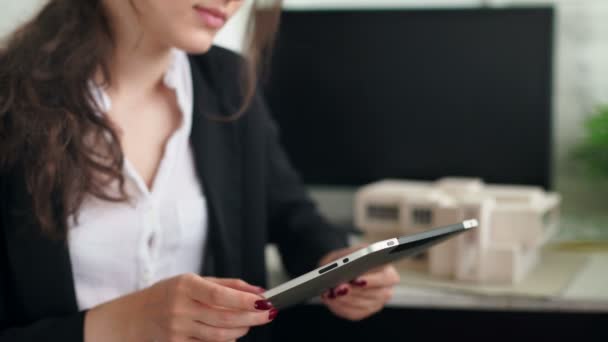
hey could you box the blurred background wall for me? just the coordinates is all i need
[1,0,607,221]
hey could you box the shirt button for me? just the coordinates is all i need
[148,234,156,248]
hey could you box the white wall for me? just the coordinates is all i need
[0,0,45,38]
[1,0,607,212]
[549,1,608,205]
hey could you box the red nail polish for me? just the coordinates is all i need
[269,308,279,320]
[254,300,273,310]
[337,287,349,297]
[350,279,367,287]
[328,288,337,299]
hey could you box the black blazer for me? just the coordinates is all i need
[0,46,348,341]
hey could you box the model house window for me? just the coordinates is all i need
[367,205,399,222]
[412,208,433,225]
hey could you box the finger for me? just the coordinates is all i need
[325,300,374,322]
[349,278,368,287]
[186,277,270,312]
[322,293,381,320]
[191,301,275,329]
[355,266,400,289]
[328,293,384,313]
[206,278,265,295]
[323,289,366,309]
[321,283,350,300]
[191,321,250,342]
[347,287,394,303]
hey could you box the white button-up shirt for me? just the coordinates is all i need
[68,50,208,310]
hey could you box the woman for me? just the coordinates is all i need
[0,0,400,341]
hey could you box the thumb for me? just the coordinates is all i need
[206,277,266,295]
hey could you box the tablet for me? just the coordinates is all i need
[263,219,478,309]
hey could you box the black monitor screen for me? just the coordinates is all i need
[264,8,554,189]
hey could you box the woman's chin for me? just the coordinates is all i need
[174,32,217,54]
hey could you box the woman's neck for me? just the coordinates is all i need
[99,1,173,102]
[105,35,173,101]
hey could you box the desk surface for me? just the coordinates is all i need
[264,186,608,313]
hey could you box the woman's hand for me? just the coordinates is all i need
[318,246,400,321]
[85,273,277,342]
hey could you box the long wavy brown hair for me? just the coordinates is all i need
[0,0,282,240]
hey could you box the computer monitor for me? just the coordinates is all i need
[264,8,555,189]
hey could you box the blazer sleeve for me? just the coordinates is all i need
[0,176,87,341]
[0,312,86,342]
[257,93,349,277]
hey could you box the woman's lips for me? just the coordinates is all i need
[194,6,227,29]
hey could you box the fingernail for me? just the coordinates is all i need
[350,279,367,287]
[269,308,279,320]
[336,287,349,297]
[328,288,337,299]
[254,300,273,310]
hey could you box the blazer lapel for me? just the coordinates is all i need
[188,54,243,279]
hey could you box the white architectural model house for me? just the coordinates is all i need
[355,178,561,284]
